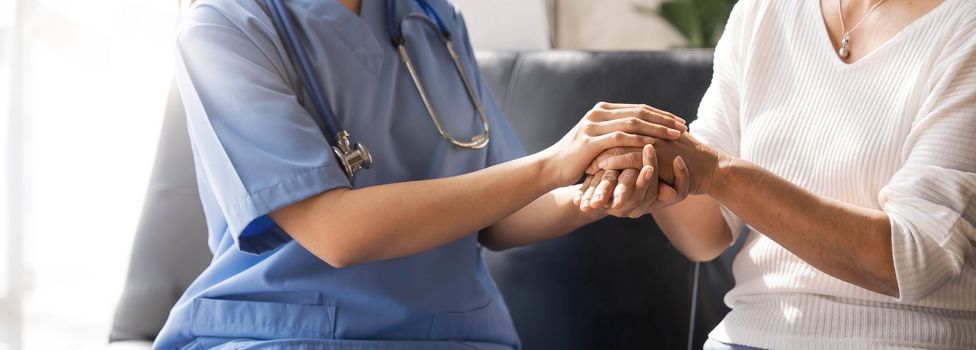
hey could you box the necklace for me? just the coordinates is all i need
[836,0,889,59]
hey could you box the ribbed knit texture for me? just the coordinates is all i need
[689,1,976,349]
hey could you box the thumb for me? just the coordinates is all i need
[657,184,678,202]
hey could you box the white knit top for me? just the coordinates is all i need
[689,1,976,349]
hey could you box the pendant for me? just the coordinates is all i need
[838,32,851,59]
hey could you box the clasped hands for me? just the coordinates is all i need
[548,102,722,219]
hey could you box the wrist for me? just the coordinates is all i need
[532,148,569,190]
[703,153,738,198]
[528,150,564,191]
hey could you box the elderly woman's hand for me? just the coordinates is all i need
[573,145,691,218]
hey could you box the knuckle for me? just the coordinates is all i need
[584,110,598,121]
[637,108,652,119]
[581,123,596,134]
[653,124,669,134]
[595,101,610,110]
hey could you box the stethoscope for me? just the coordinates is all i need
[265,0,492,181]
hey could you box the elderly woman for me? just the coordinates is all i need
[578,0,976,349]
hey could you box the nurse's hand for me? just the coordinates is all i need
[574,145,691,218]
[541,102,686,188]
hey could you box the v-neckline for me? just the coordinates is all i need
[288,0,389,75]
[815,0,950,68]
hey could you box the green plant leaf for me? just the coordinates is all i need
[645,0,737,48]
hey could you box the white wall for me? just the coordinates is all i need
[0,0,24,349]
[1,1,179,349]
[452,0,552,50]
[554,0,684,50]
[454,0,685,51]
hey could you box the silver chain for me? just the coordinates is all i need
[838,0,889,36]
[836,0,889,58]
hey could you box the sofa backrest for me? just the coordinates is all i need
[477,51,733,350]
[110,50,734,349]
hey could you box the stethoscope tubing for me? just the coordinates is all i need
[266,0,492,166]
[266,0,344,145]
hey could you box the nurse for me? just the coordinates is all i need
[156,0,686,349]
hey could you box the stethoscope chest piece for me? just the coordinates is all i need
[333,130,372,182]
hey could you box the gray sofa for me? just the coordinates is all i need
[110,50,736,350]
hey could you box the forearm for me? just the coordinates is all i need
[272,154,557,267]
[481,186,606,251]
[271,103,686,268]
[651,194,732,261]
[709,158,897,296]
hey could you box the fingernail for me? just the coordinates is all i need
[667,129,681,138]
[677,116,687,123]
[643,137,655,144]
[644,168,654,181]
[598,160,608,168]
[676,156,686,171]
[581,198,589,207]
[613,194,621,205]
[592,194,603,202]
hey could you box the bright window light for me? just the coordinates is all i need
[9,0,179,348]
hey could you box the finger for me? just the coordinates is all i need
[611,168,639,209]
[645,144,659,178]
[596,105,686,129]
[656,183,679,203]
[641,104,687,124]
[592,101,639,110]
[592,132,657,151]
[579,173,600,212]
[593,103,687,125]
[644,143,661,202]
[585,147,642,174]
[672,156,691,201]
[628,165,653,209]
[628,145,657,209]
[649,171,688,210]
[574,175,594,206]
[588,104,684,126]
[589,114,684,139]
[590,170,619,209]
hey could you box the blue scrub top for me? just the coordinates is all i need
[156,0,526,349]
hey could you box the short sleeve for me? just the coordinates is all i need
[690,2,751,242]
[176,5,350,255]
[878,27,976,302]
[450,5,526,166]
